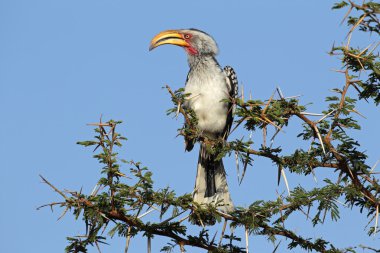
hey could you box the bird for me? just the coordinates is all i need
[149,29,238,212]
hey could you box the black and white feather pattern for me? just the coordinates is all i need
[222,66,238,139]
[151,28,237,213]
[192,64,238,212]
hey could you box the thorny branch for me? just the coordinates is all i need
[40,2,380,253]
[40,173,343,253]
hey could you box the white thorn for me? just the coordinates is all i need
[281,168,291,196]
[316,109,337,123]
[276,86,284,99]
[300,112,325,116]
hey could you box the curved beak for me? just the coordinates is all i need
[149,30,190,51]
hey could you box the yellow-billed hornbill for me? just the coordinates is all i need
[150,29,237,212]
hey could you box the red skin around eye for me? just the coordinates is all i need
[183,34,198,55]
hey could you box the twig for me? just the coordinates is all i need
[138,205,160,219]
[39,175,69,201]
[270,128,281,148]
[138,208,157,219]
[241,84,245,102]
[158,210,187,225]
[210,231,217,246]
[281,167,291,196]
[310,166,318,184]
[57,207,69,221]
[147,236,151,253]
[124,226,132,253]
[276,86,285,99]
[341,6,354,25]
[370,159,380,173]
[180,243,185,253]
[166,85,192,126]
[300,112,324,116]
[367,41,380,56]
[263,126,267,148]
[347,13,367,36]
[178,214,190,223]
[245,226,249,253]
[359,245,380,252]
[374,205,379,237]
[283,95,302,99]
[235,151,240,183]
[95,241,102,253]
[176,102,180,118]
[36,201,65,211]
[316,109,337,123]
[349,108,366,119]
[359,42,373,56]
[240,153,250,185]
[272,241,281,253]
[91,183,101,196]
[219,219,228,246]
[314,125,326,155]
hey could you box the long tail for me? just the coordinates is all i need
[193,143,234,212]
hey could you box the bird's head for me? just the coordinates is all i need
[149,29,218,56]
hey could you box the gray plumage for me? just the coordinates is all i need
[150,28,238,212]
[181,29,237,212]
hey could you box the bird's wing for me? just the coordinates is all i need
[222,66,238,140]
[184,71,195,151]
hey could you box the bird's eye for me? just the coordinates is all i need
[184,34,191,39]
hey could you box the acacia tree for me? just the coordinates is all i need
[39,2,380,252]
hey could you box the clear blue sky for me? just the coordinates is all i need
[1,0,379,252]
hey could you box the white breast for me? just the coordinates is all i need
[184,62,229,138]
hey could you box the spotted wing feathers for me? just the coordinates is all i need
[222,66,238,139]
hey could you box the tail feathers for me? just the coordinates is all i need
[203,147,217,197]
[193,143,234,213]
